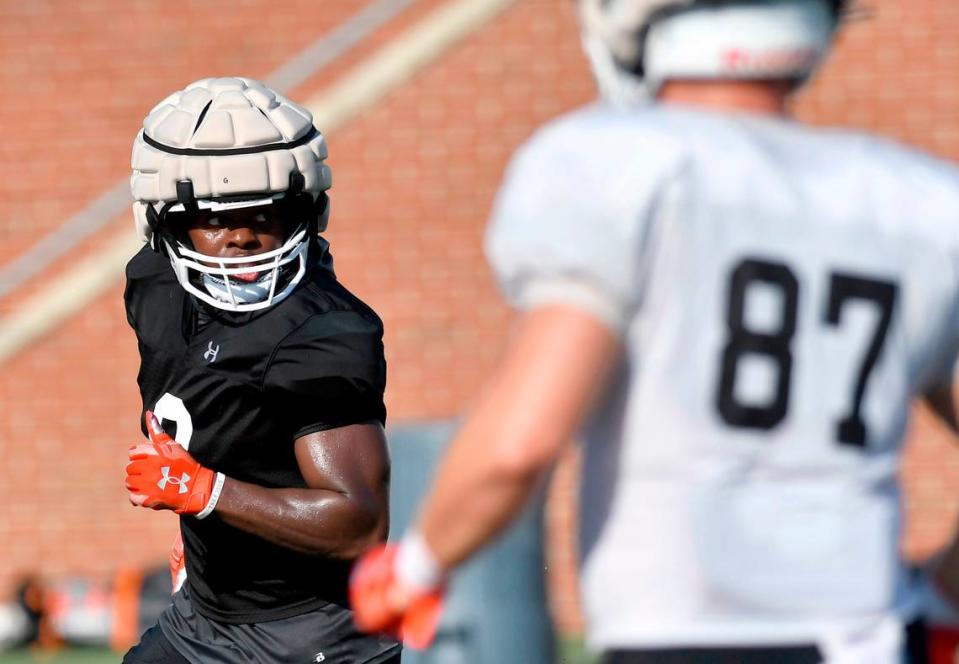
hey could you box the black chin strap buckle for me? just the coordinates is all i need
[145,204,162,252]
[288,172,305,196]
[176,180,198,214]
[147,181,195,255]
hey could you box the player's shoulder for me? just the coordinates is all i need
[266,265,384,358]
[854,131,959,195]
[125,242,168,278]
[287,266,383,332]
[762,116,959,194]
[125,243,175,290]
[512,103,688,177]
[263,266,386,392]
[496,104,692,229]
[487,106,686,324]
[124,244,179,332]
[831,129,959,241]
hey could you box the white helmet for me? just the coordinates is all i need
[576,0,848,106]
[130,77,332,312]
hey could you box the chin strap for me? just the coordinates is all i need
[145,182,200,254]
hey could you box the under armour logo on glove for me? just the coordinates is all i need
[157,466,191,494]
[125,411,223,517]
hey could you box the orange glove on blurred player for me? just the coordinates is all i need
[125,411,224,518]
[350,536,445,649]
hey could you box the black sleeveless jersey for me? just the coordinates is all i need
[124,245,387,624]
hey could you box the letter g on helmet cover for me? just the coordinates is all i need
[130,77,332,312]
[575,0,849,106]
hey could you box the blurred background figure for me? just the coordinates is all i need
[349,1,959,662]
[0,569,174,655]
[0,1,958,663]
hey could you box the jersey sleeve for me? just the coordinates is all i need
[929,292,959,394]
[950,336,959,388]
[485,113,673,335]
[265,310,387,439]
[916,166,959,396]
[123,244,168,333]
[946,236,959,388]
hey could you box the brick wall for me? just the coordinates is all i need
[0,0,957,641]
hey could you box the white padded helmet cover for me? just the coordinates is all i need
[130,77,332,242]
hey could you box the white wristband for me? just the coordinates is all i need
[195,472,226,520]
[395,530,445,592]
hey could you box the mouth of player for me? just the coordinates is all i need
[232,271,263,283]
[205,254,275,283]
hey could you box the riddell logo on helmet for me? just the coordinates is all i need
[720,47,819,73]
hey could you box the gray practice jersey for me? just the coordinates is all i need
[487,105,959,658]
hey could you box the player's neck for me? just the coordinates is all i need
[657,80,791,117]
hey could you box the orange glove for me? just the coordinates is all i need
[125,411,223,517]
[350,542,445,650]
[170,531,186,593]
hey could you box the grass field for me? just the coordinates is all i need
[557,638,599,664]
[0,647,115,663]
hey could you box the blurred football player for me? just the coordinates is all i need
[350,1,959,662]
[122,77,400,664]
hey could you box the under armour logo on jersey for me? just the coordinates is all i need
[157,466,191,494]
[203,341,220,363]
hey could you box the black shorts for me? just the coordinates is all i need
[602,644,822,664]
[601,620,929,664]
[123,583,401,664]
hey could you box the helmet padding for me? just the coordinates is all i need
[130,77,332,312]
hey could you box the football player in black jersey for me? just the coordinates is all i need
[121,77,400,664]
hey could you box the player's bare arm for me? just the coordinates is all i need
[417,304,621,567]
[126,417,391,558]
[214,422,390,558]
[350,304,621,645]
[925,377,959,607]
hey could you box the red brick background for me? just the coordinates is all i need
[0,0,957,641]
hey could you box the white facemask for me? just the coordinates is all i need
[164,224,311,313]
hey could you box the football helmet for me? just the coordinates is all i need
[130,77,332,312]
[575,0,848,105]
